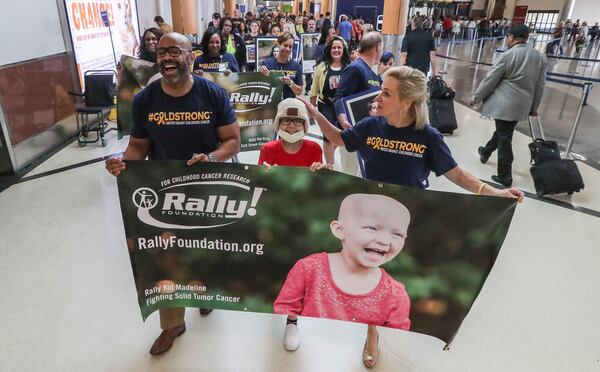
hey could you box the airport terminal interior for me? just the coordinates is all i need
[1,0,599,371]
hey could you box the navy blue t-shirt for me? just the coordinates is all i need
[261,57,303,99]
[131,75,237,160]
[340,116,457,188]
[193,53,240,72]
[334,58,381,116]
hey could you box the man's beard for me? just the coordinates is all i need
[160,61,189,84]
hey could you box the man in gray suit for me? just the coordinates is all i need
[472,24,546,186]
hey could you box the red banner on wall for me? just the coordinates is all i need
[513,6,528,25]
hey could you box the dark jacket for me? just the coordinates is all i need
[223,32,247,69]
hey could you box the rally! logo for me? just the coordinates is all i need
[132,180,265,229]
[229,84,277,113]
[132,188,159,209]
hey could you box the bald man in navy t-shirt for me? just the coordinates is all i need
[105,33,240,357]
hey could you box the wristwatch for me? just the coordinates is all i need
[206,153,217,162]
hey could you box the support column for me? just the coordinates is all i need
[381,0,409,60]
[198,0,219,36]
[156,0,163,19]
[224,0,235,17]
[331,0,337,20]
[321,0,329,16]
[302,0,309,14]
[171,0,198,34]
[561,0,576,21]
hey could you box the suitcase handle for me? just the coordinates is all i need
[528,116,546,141]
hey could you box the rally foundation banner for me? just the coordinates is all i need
[116,55,159,137]
[117,161,516,344]
[202,72,283,151]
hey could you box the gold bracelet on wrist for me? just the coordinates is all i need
[477,183,487,195]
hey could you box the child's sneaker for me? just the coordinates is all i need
[283,323,300,351]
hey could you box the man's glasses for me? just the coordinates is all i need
[156,46,191,57]
[280,118,305,127]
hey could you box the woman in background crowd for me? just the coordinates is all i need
[244,20,262,43]
[310,36,352,168]
[261,17,272,35]
[193,29,239,74]
[279,16,288,32]
[259,33,303,99]
[220,16,247,70]
[236,21,248,37]
[284,21,298,38]
[138,27,164,63]
[270,25,281,37]
[243,20,262,72]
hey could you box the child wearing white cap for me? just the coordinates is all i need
[258,98,326,352]
[258,98,325,170]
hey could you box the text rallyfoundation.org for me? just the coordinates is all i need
[137,236,264,255]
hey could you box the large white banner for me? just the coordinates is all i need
[64,0,140,87]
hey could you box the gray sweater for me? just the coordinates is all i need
[474,43,547,122]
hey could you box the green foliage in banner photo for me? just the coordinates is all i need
[116,161,516,343]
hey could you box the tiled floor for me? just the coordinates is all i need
[1,76,599,371]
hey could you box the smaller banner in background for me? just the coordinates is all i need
[342,88,381,126]
[255,37,279,67]
[301,33,320,73]
[202,72,283,151]
[245,44,256,64]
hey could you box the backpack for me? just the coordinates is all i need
[427,76,455,100]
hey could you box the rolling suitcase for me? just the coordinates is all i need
[530,159,584,197]
[428,98,458,135]
[527,116,584,197]
[427,76,457,135]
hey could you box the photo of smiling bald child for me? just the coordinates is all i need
[274,193,411,351]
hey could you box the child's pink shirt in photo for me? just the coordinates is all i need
[274,252,411,330]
